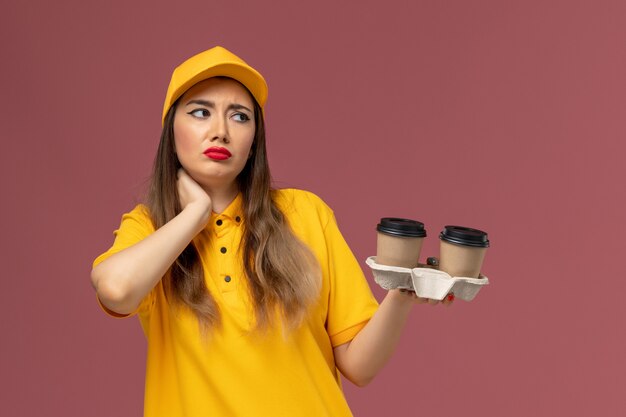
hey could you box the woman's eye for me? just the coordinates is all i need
[232,113,250,122]
[188,109,210,118]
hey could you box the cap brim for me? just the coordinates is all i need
[162,61,267,124]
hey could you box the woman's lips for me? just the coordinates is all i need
[204,147,232,161]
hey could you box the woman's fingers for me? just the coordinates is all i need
[415,296,430,304]
[176,169,212,211]
[398,290,455,306]
[441,293,455,306]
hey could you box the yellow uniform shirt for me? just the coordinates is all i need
[94,189,379,416]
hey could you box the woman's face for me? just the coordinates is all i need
[173,77,256,190]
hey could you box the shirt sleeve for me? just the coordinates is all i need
[92,205,157,318]
[322,210,379,347]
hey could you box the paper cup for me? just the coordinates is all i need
[376,218,427,268]
[438,225,489,278]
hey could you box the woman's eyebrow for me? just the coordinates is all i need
[228,103,252,113]
[185,99,214,107]
[184,100,252,113]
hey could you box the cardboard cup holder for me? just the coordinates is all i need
[365,256,489,301]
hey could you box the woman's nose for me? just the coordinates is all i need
[210,116,229,143]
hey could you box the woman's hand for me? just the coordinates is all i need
[177,168,212,213]
[91,170,214,316]
[396,289,455,306]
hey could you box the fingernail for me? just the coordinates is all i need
[447,294,455,302]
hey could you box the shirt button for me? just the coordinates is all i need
[220,247,227,254]
[224,276,231,283]
[216,219,223,226]
[235,216,241,223]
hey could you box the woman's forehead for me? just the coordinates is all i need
[180,77,254,105]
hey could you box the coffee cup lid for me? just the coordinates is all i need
[377,218,427,238]
[439,225,490,248]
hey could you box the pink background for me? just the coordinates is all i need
[2,0,624,415]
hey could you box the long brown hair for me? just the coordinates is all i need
[147,79,320,332]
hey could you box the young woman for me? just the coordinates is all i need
[91,46,452,417]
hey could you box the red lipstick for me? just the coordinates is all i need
[204,147,232,161]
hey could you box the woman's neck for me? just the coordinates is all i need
[203,182,239,214]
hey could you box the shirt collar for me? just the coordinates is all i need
[210,192,244,224]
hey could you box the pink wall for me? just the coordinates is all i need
[2,0,624,415]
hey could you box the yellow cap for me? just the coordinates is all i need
[162,46,268,124]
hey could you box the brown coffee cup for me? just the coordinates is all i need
[438,225,489,278]
[376,218,427,268]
